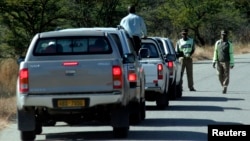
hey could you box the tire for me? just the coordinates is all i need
[169,80,177,100]
[140,100,146,120]
[156,90,168,110]
[129,99,146,124]
[35,123,42,134]
[140,79,146,120]
[113,127,129,138]
[176,82,183,98]
[129,102,141,125]
[21,131,35,141]
[165,90,170,107]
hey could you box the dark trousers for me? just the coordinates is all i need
[133,36,141,55]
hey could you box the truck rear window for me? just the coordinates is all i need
[33,37,112,55]
[141,43,159,58]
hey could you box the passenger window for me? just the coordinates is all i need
[110,34,123,57]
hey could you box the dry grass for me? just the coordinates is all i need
[193,43,250,61]
[0,58,18,130]
[0,43,250,131]
[193,46,214,61]
[0,97,16,130]
[0,58,18,98]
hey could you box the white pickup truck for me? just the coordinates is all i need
[151,37,182,99]
[16,28,144,140]
[139,38,170,109]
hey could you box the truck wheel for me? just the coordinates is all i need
[21,131,35,141]
[169,80,177,100]
[110,106,129,138]
[140,100,146,120]
[129,112,141,125]
[113,127,129,138]
[129,102,141,125]
[176,82,183,98]
[35,122,42,134]
[156,93,168,110]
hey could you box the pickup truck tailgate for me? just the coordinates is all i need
[140,61,159,83]
[27,59,116,93]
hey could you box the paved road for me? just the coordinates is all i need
[1,53,250,141]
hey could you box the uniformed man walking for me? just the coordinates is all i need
[212,30,234,94]
[176,28,196,91]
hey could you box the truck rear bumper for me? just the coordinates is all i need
[145,87,162,93]
[144,82,164,93]
[17,93,123,109]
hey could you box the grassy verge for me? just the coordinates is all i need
[193,43,250,61]
[0,58,18,130]
[0,43,249,131]
[0,97,16,130]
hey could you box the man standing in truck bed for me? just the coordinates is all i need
[120,5,147,54]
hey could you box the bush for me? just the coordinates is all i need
[0,58,18,97]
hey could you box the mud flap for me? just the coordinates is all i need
[17,109,35,131]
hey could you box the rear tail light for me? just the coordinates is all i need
[112,66,122,89]
[167,61,174,75]
[19,68,29,93]
[128,71,137,88]
[63,61,79,66]
[167,61,173,68]
[128,72,137,82]
[157,64,163,79]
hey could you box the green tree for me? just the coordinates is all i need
[0,0,249,58]
[162,0,245,46]
[233,0,250,43]
[0,0,69,56]
[67,0,122,27]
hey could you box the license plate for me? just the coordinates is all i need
[57,99,85,107]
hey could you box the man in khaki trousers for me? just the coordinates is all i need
[212,30,234,94]
[176,29,196,91]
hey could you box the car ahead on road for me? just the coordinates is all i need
[138,38,170,109]
[16,28,143,140]
[150,37,182,100]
